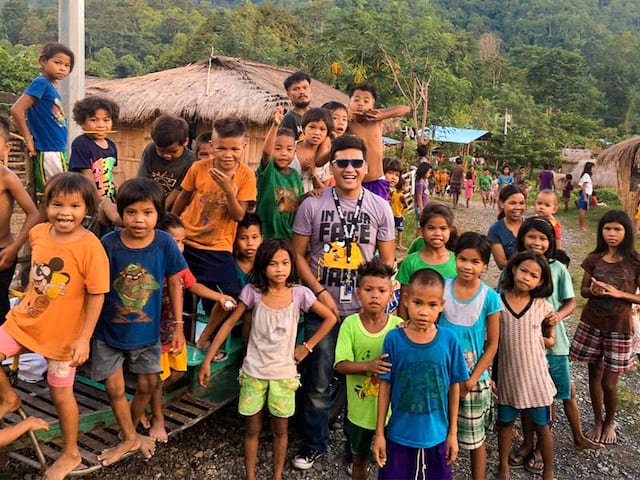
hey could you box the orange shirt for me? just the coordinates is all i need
[180,160,257,252]
[4,224,110,361]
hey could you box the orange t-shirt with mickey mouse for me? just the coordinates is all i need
[3,223,110,361]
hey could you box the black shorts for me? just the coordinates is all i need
[449,183,462,195]
[0,250,17,325]
[183,245,240,314]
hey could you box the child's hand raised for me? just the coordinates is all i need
[364,109,383,122]
[272,106,284,125]
[367,354,391,375]
[208,168,238,196]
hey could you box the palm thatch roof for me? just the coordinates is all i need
[596,136,640,216]
[85,56,348,126]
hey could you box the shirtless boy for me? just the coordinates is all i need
[346,82,410,200]
[0,116,39,323]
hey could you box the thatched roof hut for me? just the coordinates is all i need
[596,136,640,217]
[85,56,349,180]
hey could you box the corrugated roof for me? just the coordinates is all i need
[423,126,491,144]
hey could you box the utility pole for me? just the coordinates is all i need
[58,0,84,152]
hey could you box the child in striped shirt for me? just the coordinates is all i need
[496,251,556,480]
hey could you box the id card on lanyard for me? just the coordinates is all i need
[331,187,364,303]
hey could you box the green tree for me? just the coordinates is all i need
[85,47,117,77]
[1,0,29,44]
[0,44,39,93]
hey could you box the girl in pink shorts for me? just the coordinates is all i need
[0,173,109,479]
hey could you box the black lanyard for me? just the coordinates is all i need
[331,187,364,265]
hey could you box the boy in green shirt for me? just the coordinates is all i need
[334,258,403,480]
[258,107,304,239]
[479,168,492,208]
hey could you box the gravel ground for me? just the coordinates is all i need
[4,196,640,479]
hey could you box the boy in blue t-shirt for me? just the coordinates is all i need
[373,268,468,480]
[334,258,403,479]
[92,178,187,467]
[439,232,502,480]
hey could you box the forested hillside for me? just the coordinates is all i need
[1,0,638,166]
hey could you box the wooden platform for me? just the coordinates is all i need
[3,357,240,477]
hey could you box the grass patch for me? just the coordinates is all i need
[618,384,640,435]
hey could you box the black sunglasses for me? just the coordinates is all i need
[333,158,365,169]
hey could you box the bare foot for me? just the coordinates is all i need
[575,434,603,450]
[599,422,617,445]
[511,428,523,443]
[138,434,156,458]
[139,415,151,429]
[585,424,602,443]
[44,451,82,480]
[0,388,21,419]
[496,469,511,480]
[98,435,140,466]
[149,416,168,443]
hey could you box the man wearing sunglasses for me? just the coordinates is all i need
[291,135,395,471]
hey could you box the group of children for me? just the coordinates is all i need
[0,41,638,480]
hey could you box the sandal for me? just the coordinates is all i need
[212,350,228,363]
[524,450,544,475]
[508,447,529,468]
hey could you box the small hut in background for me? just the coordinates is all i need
[85,56,349,183]
[596,136,640,218]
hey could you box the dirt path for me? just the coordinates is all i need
[4,197,640,480]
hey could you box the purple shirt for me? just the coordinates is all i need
[293,188,394,317]
[538,170,554,190]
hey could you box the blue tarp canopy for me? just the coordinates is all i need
[423,126,491,144]
[382,136,401,146]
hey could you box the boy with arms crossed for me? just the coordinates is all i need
[373,268,468,480]
[346,81,410,200]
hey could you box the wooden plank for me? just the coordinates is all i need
[72,381,112,405]
[167,399,207,417]
[77,433,108,454]
[14,390,58,420]
[161,407,192,425]
[86,428,120,446]
[73,390,110,411]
